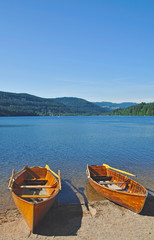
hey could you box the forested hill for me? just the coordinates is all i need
[1,91,154,116]
[0,91,105,116]
[53,97,104,115]
[112,102,154,116]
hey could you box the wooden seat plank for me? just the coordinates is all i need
[16,185,55,189]
[23,179,48,185]
[19,194,51,198]
[99,181,126,185]
[92,176,112,181]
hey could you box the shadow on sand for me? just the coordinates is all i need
[34,179,87,236]
[140,190,154,217]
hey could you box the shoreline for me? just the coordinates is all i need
[1,180,154,239]
[1,196,154,240]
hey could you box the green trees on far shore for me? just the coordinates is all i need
[112,102,154,116]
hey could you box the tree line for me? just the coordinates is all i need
[112,102,154,116]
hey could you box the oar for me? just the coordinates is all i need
[103,164,136,177]
[45,165,61,190]
[45,165,59,179]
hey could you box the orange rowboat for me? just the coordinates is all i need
[8,165,61,232]
[86,164,147,213]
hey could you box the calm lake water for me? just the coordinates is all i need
[0,116,154,209]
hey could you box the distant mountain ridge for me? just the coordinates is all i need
[93,101,137,111]
[0,91,153,116]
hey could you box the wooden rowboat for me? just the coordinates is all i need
[86,164,147,213]
[8,165,61,232]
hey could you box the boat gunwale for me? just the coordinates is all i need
[87,165,148,198]
[11,166,60,205]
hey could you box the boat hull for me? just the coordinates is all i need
[9,166,61,232]
[12,191,56,231]
[87,165,147,213]
[88,177,146,213]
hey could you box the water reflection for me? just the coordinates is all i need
[86,181,106,202]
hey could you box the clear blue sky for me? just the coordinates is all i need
[0,0,154,103]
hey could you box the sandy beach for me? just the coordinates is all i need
[1,193,154,240]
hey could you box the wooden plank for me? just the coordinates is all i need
[16,185,54,189]
[20,194,51,198]
[23,179,48,185]
[99,181,126,185]
[92,176,112,181]
[26,168,39,179]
